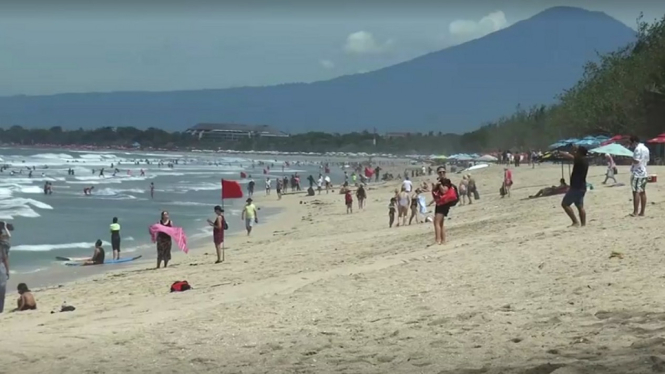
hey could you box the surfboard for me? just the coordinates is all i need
[459,163,490,173]
[55,256,90,262]
[64,255,143,266]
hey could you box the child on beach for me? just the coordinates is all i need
[388,197,396,227]
[345,189,353,214]
[15,283,36,311]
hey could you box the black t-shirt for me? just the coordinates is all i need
[570,156,589,190]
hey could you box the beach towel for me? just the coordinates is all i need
[418,196,427,214]
[149,224,189,254]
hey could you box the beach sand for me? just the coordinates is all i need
[3,163,665,374]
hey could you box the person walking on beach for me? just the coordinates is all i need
[602,154,617,185]
[629,135,650,217]
[345,188,353,214]
[241,198,258,236]
[0,221,13,313]
[265,177,271,195]
[356,184,367,210]
[110,217,121,260]
[430,167,458,244]
[248,178,255,198]
[558,146,589,227]
[156,211,172,268]
[502,168,513,198]
[207,205,226,263]
[409,189,421,225]
[276,178,283,200]
[396,187,410,227]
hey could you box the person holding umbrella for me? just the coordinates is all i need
[557,146,589,227]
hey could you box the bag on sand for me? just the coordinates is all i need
[170,280,192,292]
[473,189,480,200]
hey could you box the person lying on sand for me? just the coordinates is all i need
[14,283,36,311]
[529,178,569,199]
[83,239,105,266]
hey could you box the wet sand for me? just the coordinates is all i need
[2,163,665,374]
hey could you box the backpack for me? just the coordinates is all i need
[170,280,192,292]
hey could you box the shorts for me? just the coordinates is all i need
[562,188,586,207]
[435,204,450,217]
[245,218,254,230]
[631,176,648,193]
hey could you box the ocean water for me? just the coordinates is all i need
[0,148,329,276]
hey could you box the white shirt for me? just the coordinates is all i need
[631,143,650,178]
[265,179,272,188]
[402,179,413,192]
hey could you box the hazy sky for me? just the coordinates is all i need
[1,0,664,96]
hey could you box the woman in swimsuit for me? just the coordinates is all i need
[408,189,421,225]
[156,211,172,269]
[396,187,410,227]
[207,206,225,264]
[458,176,469,205]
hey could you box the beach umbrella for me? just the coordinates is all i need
[647,135,665,144]
[589,143,634,157]
[601,134,627,146]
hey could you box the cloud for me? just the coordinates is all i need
[448,11,508,40]
[319,59,335,69]
[343,31,393,55]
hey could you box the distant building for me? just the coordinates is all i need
[385,132,411,138]
[185,123,289,142]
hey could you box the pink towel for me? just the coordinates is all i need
[149,224,190,254]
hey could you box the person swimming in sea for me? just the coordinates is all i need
[110,217,121,260]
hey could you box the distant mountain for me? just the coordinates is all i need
[0,6,637,134]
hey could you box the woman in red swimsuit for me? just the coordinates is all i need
[207,205,226,264]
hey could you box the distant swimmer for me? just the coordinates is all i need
[110,217,121,260]
[150,182,155,199]
[140,169,145,177]
[83,186,94,195]
[99,168,105,178]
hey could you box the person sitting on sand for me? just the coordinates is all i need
[83,239,105,266]
[529,178,569,199]
[14,283,36,311]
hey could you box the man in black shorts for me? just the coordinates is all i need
[558,146,589,227]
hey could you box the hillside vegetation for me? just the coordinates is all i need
[1,14,662,154]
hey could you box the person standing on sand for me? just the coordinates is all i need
[110,217,121,260]
[356,184,367,210]
[629,135,650,217]
[207,205,226,264]
[156,211,172,268]
[396,187,410,227]
[502,168,513,198]
[0,221,13,313]
[558,146,589,227]
[430,168,453,245]
[241,198,258,236]
[602,154,617,185]
[248,178,255,198]
[345,188,353,214]
[409,189,421,225]
[265,177,271,195]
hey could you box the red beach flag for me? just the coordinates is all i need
[221,179,244,200]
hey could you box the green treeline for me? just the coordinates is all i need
[1,14,663,154]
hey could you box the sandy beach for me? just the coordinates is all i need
[3,162,665,374]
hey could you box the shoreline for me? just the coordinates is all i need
[6,203,284,292]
